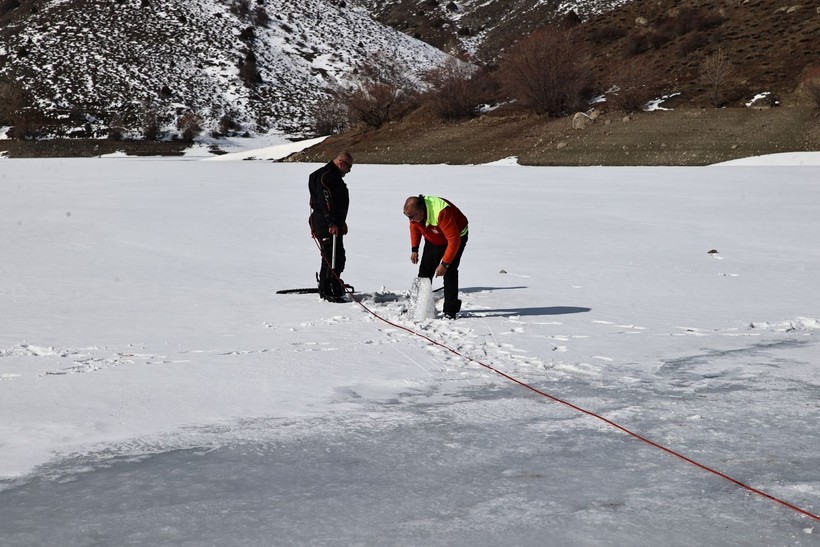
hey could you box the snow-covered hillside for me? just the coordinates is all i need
[0,0,451,137]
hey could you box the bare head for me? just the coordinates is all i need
[333,151,354,176]
[403,195,425,222]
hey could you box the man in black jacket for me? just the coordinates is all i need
[308,151,353,302]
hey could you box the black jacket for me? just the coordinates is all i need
[308,161,349,237]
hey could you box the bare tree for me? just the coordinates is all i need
[422,57,495,121]
[498,27,593,117]
[138,101,169,141]
[106,112,126,141]
[311,91,351,135]
[341,53,419,129]
[176,111,203,142]
[6,108,42,140]
[218,110,243,136]
[0,80,27,126]
[702,47,735,107]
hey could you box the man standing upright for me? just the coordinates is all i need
[309,151,353,302]
[403,194,468,319]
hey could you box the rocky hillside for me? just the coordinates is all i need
[579,0,820,109]
[354,0,632,61]
[361,0,819,108]
[290,0,820,166]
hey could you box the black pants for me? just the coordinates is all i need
[318,234,345,298]
[418,234,467,313]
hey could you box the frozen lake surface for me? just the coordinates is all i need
[1,157,818,545]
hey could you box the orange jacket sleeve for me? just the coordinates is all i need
[409,222,423,250]
[437,207,463,264]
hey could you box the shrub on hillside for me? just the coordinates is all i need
[588,25,626,45]
[497,27,593,118]
[218,112,243,136]
[6,109,41,140]
[139,102,169,141]
[239,26,255,43]
[422,57,495,121]
[0,80,27,125]
[252,6,270,27]
[655,8,725,39]
[107,113,126,141]
[311,92,351,135]
[229,0,251,19]
[799,66,820,112]
[340,53,420,129]
[176,111,203,142]
[679,32,708,56]
[239,51,262,86]
[625,9,726,58]
[806,80,820,109]
[624,32,651,57]
[608,60,663,113]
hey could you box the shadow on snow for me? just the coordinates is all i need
[469,306,591,318]
[461,286,528,293]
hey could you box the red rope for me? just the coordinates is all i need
[344,290,820,522]
[307,198,816,521]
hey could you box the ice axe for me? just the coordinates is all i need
[331,233,337,270]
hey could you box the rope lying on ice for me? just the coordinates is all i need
[341,285,819,523]
[304,225,816,521]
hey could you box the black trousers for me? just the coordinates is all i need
[318,234,345,298]
[418,234,467,309]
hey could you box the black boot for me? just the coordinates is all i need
[320,271,347,303]
[443,299,462,319]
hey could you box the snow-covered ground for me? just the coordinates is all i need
[1,153,818,545]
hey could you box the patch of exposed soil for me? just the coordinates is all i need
[0,139,189,158]
[2,106,817,165]
[290,105,820,166]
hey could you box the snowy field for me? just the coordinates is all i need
[1,154,819,545]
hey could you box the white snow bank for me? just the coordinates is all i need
[203,135,328,161]
[483,156,520,166]
[713,151,820,166]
